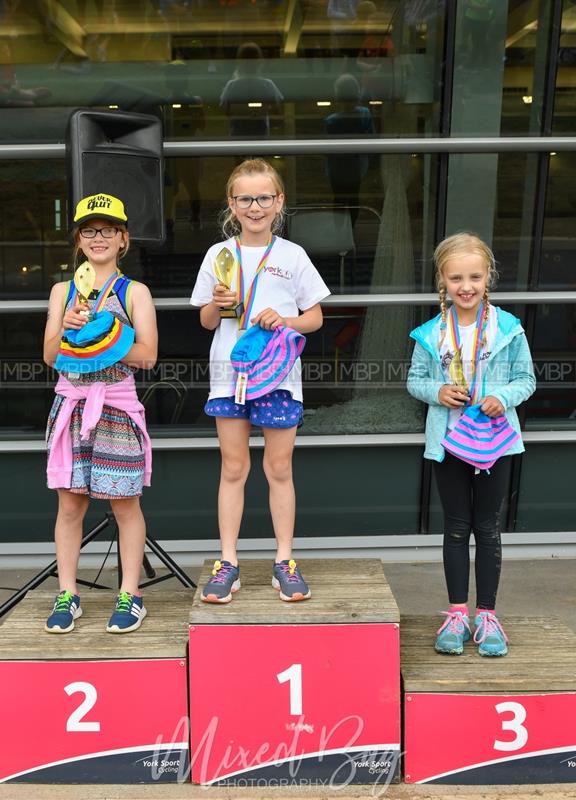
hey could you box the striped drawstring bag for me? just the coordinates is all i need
[441,404,520,471]
[230,324,306,405]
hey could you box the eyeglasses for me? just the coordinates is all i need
[232,194,277,209]
[79,226,120,239]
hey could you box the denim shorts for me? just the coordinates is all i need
[205,389,303,429]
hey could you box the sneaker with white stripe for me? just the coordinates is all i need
[45,590,82,633]
[106,591,147,633]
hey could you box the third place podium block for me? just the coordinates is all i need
[402,615,576,784]
[0,590,193,784]
[189,558,400,787]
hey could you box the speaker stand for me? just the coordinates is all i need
[0,513,196,619]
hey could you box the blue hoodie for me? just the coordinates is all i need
[407,306,536,462]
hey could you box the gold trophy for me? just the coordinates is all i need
[449,347,468,394]
[74,262,96,319]
[214,247,243,319]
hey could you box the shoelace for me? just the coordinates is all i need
[210,560,235,585]
[54,590,74,612]
[473,612,508,645]
[115,591,133,614]
[278,559,302,584]
[436,610,470,636]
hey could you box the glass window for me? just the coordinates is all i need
[0,304,428,436]
[524,302,576,431]
[0,1,445,142]
[515,443,576,531]
[538,151,576,290]
[0,153,438,298]
[553,1,576,135]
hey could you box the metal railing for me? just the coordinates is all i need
[1,136,576,159]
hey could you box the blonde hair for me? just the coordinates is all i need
[72,224,130,271]
[220,158,285,239]
[434,232,498,349]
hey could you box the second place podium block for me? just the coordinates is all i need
[189,558,400,786]
[0,591,193,784]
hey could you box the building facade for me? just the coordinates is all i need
[0,0,575,561]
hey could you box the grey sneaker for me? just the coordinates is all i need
[201,560,240,603]
[272,559,311,602]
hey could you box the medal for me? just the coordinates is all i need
[447,304,485,404]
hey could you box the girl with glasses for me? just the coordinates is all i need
[190,159,330,604]
[42,194,157,635]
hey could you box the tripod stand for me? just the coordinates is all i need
[0,512,196,619]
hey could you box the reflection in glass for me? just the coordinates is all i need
[0,306,428,435]
[0,0,444,140]
[539,152,576,290]
[524,303,576,430]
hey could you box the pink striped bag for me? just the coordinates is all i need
[441,404,520,471]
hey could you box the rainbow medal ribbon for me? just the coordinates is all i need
[233,235,276,402]
[234,234,276,336]
[63,270,120,378]
[447,303,485,405]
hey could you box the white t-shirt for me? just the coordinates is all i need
[190,236,331,402]
[440,309,497,430]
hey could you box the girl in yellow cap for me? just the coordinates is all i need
[43,194,158,635]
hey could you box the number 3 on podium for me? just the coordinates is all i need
[494,701,528,752]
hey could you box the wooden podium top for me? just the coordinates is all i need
[189,558,400,625]
[401,615,576,693]
[0,590,194,660]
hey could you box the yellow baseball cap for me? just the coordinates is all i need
[73,194,128,226]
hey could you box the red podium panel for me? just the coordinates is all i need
[189,622,400,786]
[0,591,193,784]
[402,615,576,785]
[0,659,189,783]
[405,692,576,784]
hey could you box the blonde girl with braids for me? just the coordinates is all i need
[190,159,330,604]
[407,232,535,658]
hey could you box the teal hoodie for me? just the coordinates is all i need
[407,306,536,462]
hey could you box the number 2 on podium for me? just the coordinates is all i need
[65,681,101,732]
[277,664,303,716]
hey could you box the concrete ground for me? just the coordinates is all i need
[0,557,574,800]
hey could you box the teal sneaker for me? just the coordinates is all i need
[435,610,471,655]
[106,592,147,633]
[473,611,508,656]
[45,590,82,633]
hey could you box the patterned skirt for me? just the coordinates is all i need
[46,393,146,500]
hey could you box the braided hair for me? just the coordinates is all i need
[433,232,498,351]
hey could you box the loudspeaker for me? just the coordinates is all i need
[67,109,165,241]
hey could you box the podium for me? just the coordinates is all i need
[402,615,576,784]
[0,591,193,783]
[188,558,401,787]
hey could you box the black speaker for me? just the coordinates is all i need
[67,109,165,241]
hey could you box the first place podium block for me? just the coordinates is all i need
[0,590,193,784]
[189,558,400,787]
[403,615,576,785]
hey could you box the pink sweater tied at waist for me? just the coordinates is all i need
[47,374,152,490]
